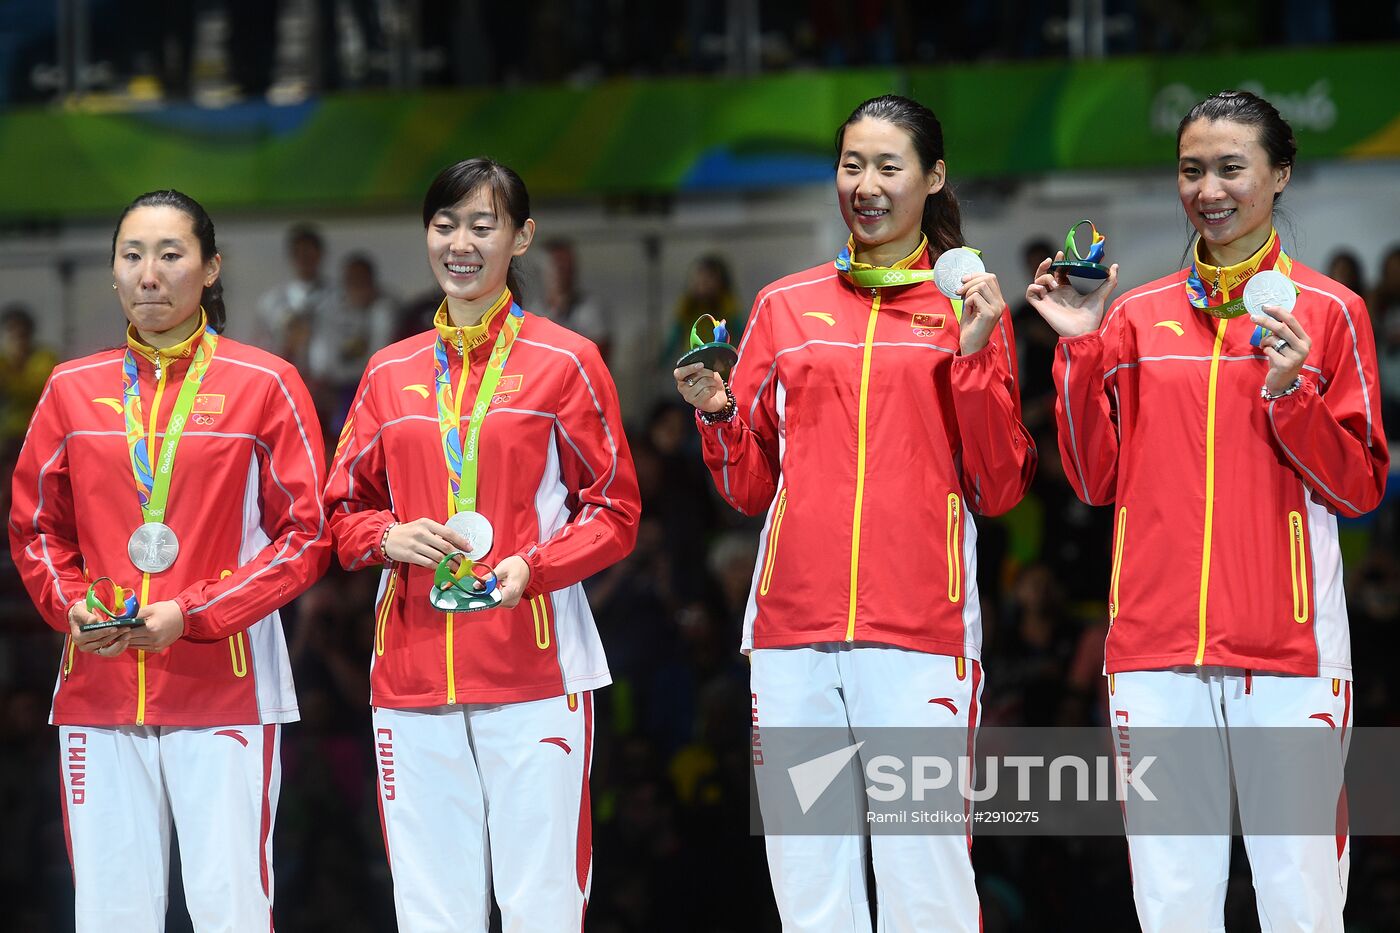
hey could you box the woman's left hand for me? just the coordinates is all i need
[493,556,531,609]
[125,600,185,653]
[1251,306,1312,396]
[957,271,1007,355]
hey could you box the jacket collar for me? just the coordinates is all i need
[834,234,929,279]
[433,289,512,354]
[125,309,208,363]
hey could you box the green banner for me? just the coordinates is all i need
[0,45,1395,219]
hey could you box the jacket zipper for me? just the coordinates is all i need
[135,352,170,724]
[1109,507,1127,622]
[846,290,880,641]
[1194,318,1228,666]
[229,632,248,677]
[1288,511,1310,624]
[446,334,465,705]
[946,494,963,603]
[375,566,399,657]
[531,596,552,649]
[758,488,788,597]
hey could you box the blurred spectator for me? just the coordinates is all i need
[1022,426,1114,608]
[227,0,280,98]
[90,0,196,100]
[0,304,58,455]
[255,223,336,369]
[984,563,1081,726]
[1374,245,1400,428]
[222,0,277,98]
[1326,248,1366,298]
[1010,237,1060,433]
[1370,244,1400,320]
[665,253,741,370]
[708,529,759,624]
[635,401,721,601]
[315,0,387,91]
[806,0,896,67]
[540,237,613,359]
[308,252,399,417]
[415,0,511,85]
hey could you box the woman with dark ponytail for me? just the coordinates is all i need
[325,158,639,931]
[111,189,229,332]
[1029,90,1386,930]
[675,95,1035,931]
[9,189,330,930]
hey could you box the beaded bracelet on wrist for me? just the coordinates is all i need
[699,383,738,425]
[379,521,398,562]
[1260,377,1303,401]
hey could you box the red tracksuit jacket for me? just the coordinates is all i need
[1055,263,1388,678]
[8,326,330,726]
[324,296,640,707]
[698,239,1036,659]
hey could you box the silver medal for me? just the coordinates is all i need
[128,521,179,573]
[446,511,493,561]
[933,247,986,299]
[1243,270,1297,318]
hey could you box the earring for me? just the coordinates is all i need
[112,283,118,290]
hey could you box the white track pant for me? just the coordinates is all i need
[751,645,983,933]
[57,723,281,933]
[1109,667,1350,933]
[372,693,594,933]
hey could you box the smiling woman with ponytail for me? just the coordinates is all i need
[674,94,1036,931]
[323,157,640,932]
[1028,89,1387,931]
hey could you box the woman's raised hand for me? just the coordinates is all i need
[1025,251,1119,339]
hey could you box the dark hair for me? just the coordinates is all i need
[1023,239,1055,260]
[1326,250,1364,293]
[1175,90,1298,266]
[695,254,733,292]
[344,252,376,277]
[111,190,225,333]
[1177,90,1297,200]
[834,95,964,257]
[1,302,35,337]
[287,223,324,252]
[422,158,531,301]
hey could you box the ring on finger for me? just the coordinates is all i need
[1273,337,1289,353]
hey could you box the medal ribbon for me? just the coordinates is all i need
[434,301,524,516]
[836,240,972,322]
[1185,228,1293,320]
[122,328,219,523]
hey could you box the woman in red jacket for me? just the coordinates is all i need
[8,190,330,932]
[1027,90,1386,931]
[676,94,1035,932]
[324,158,640,932]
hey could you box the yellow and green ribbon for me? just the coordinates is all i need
[122,328,218,524]
[1185,228,1293,321]
[835,240,975,322]
[434,302,524,516]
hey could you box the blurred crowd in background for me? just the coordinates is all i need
[1,220,1398,931]
[1,2,1399,931]
[2,0,1399,105]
